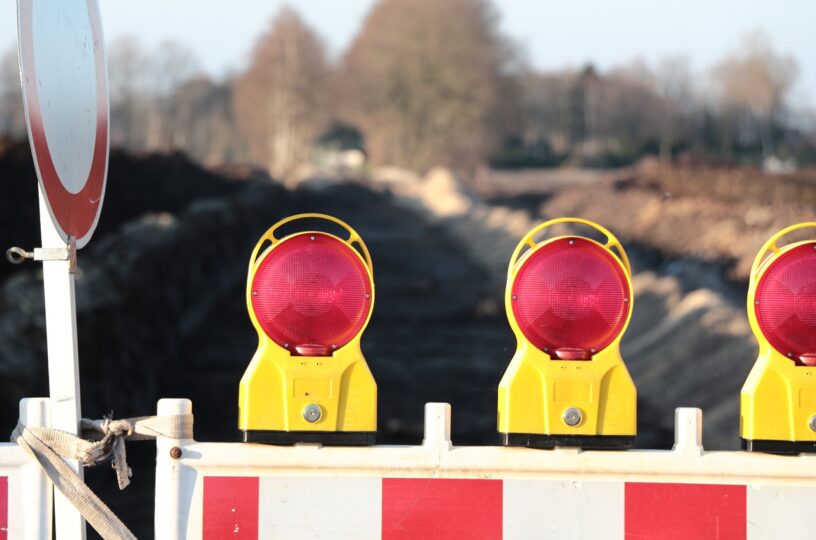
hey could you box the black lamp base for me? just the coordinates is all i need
[242,430,376,445]
[500,432,634,450]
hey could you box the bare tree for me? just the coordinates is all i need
[655,57,693,161]
[145,40,202,151]
[108,36,152,150]
[339,0,522,173]
[233,6,330,179]
[714,31,798,157]
[108,36,203,153]
[167,77,246,164]
[593,68,667,161]
[0,45,26,139]
[520,71,571,155]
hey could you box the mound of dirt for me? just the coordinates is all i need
[0,141,240,284]
[541,160,816,280]
[0,146,784,535]
[381,166,757,449]
[0,159,504,536]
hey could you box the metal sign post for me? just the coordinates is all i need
[38,189,84,540]
[15,0,110,538]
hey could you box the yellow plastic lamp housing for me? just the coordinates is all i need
[741,222,816,453]
[498,218,637,449]
[239,213,377,445]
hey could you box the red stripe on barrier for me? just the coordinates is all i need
[625,483,746,540]
[203,476,259,540]
[382,478,502,540]
[0,476,7,540]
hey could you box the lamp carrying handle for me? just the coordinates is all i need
[750,222,816,283]
[507,217,632,280]
[247,213,374,281]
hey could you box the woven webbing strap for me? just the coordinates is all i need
[11,414,192,540]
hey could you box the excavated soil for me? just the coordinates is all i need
[1,143,802,535]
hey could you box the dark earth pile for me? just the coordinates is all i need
[0,142,508,536]
[389,166,758,455]
[0,142,786,536]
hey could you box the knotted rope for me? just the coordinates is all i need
[12,413,192,540]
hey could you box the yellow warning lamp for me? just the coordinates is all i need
[239,213,377,444]
[741,222,816,453]
[498,218,637,449]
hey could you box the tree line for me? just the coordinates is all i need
[1,0,814,177]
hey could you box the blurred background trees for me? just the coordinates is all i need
[234,7,330,178]
[713,32,799,160]
[106,36,244,165]
[0,46,25,140]
[0,0,813,174]
[340,0,522,172]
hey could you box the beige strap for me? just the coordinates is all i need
[13,423,137,539]
[79,415,194,489]
[11,414,193,540]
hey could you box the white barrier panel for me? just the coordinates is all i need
[0,399,52,540]
[155,401,816,540]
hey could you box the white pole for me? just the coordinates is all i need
[672,407,704,457]
[422,402,452,451]
[38,188,86,539]
[155,398,193,540]
[20,398,53,540]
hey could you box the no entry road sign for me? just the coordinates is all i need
[15,1,110,537]
[17,0,109,249]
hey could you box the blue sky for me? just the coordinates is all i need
[1,0,814,107]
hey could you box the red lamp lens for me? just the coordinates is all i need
[755,242,816,364]
[511,237,630,358]
[251,233,372,355]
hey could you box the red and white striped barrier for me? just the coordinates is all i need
[0,399,52,540]
[200,476,812,539]
[154,400,816,539]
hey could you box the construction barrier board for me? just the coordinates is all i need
[0,400,52,540]
[154,400,816,540]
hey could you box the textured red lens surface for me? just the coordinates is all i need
[755,242,816,363]
[511,237,630,357]
[251,233,372,355]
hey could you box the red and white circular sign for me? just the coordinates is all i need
[17,0,109,249]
